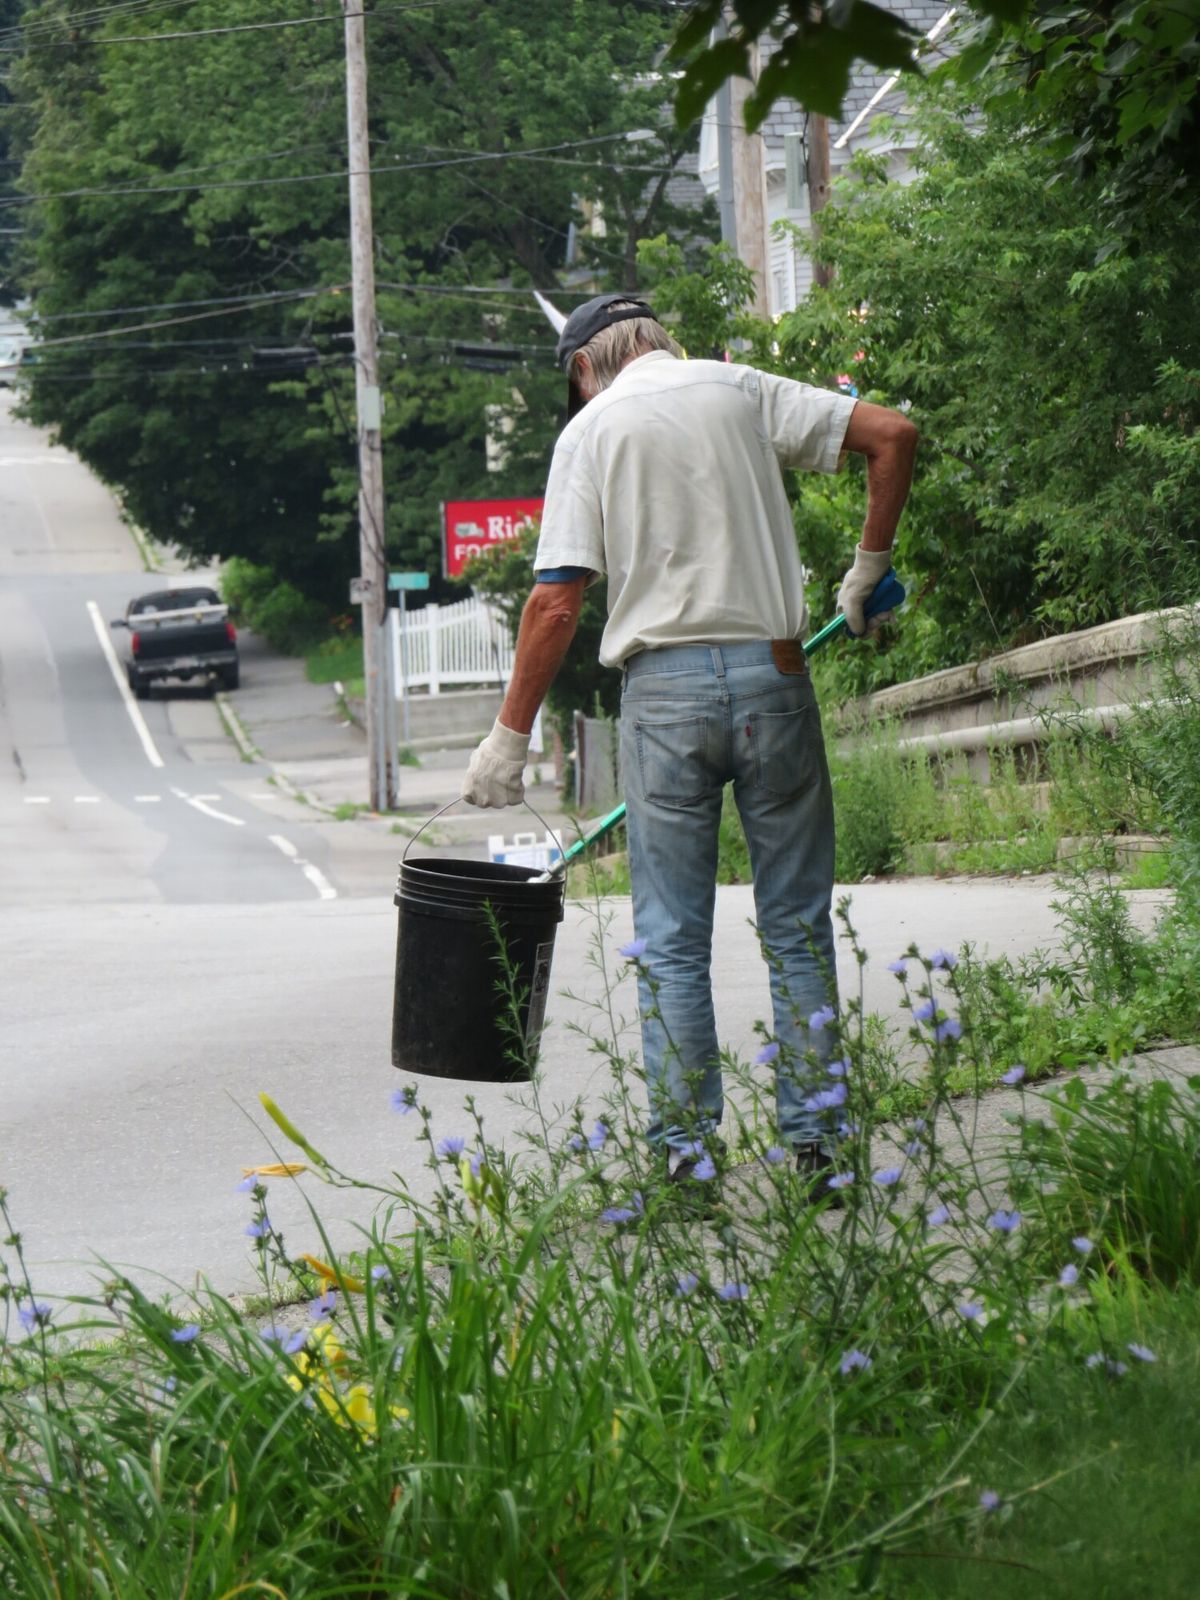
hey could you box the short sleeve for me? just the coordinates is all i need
[755,370,857,473]
[533,437,606,578]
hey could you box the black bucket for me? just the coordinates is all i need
[392,854,565,1083]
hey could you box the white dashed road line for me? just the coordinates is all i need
[170,786,245,828]
[134,794,161,803]
[23,795,50,805]
[268,833,337,901]
[73,795,100,804]
[85,600,164,769]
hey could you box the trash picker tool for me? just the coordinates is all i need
[530,569,906,883]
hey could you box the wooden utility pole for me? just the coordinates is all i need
[343,0,397,810]
[806,113,833,290]
[728,59,768,317]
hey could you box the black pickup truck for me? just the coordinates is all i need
[111,586,240,699]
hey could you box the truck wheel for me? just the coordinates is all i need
[134,676,151,701]
[221,666,240,692]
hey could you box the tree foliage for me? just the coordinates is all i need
[638,88,1199,694]
[8,0,714,608]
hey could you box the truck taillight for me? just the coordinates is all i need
[130,631,141,655]
[225,621,237,644]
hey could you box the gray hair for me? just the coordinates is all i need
[568,303,682,392]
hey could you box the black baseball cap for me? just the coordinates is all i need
[557,293,660,419]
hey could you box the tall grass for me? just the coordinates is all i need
[3,912,1196,1596]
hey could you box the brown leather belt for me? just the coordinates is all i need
[770,640,808,675]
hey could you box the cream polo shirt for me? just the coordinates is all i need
[532,350,857,668]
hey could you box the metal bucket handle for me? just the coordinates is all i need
[402,796,565,866]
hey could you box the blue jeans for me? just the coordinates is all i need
[620,642,838,1153]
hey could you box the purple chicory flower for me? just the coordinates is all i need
[467,1150,485,1178]
[927,1203,950,1227]
[988,1209,1021,1234]
[1127,1342,1157,1363]
[808,1004,837,1031]
[887,959,908,976]
[979,1489,1001,1512]
[929,949,958,971]
[436,1135,466,1159]
[957,1302,984,1322]
[934,1017,963,1043]
[717,1282,750,1302]
[568,1133,585,1152]
[619,938,647,960]
[911,1118,928,1134]
[827,1059,850,1078]
[17,1301,52,1334]
[588,1121,609,1152]
[1059,1264,1079,1288]
[904,1140,923,1158]
[912,999,938,1024]
[873,1167,902,1188]
[600,1204,638,1225]
[764,1145,788,1165]
[235,1174,258,1193]
[828,1171,855,1190]
[370,1264,390,1282]
[840,1349,872,1374]
[692,1154,718,1181]
[1086,1352,1127,1376]
[804,1081,848,1113]
[755,1041,781,1066]
[837,1120,860,1139]
[675,1272,700,1298]
[309,1289,337,1320]
[1072,1236,1095,1255]
[389,1086,416,1115]
[1000,1065,1026,1086]
[262,1327,307,1355]
[170,1323,201,1344]
[245,1219,272,1239]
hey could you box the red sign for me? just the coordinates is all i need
[443,497,544,580]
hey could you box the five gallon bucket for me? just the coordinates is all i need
[392,853,565,1083]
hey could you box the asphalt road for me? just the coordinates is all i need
[0,392,1172,1305]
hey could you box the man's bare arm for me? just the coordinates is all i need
[841,401,919,551]
[497,577,588,734]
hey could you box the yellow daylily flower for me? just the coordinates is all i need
[241,1163,309,1179]
[298,1253,366,1293]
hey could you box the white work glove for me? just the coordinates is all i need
[461,718,531,808]
[836,545,895,638]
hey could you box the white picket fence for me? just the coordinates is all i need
[388,593,514,696]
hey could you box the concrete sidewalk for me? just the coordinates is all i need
[224,630,577,862]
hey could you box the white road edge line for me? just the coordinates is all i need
[268,833,337,900]
[299,860,338,902]
[85,600,164,769]
[23,796,51,804]
[168,785,245,828]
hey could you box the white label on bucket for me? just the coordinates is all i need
[524,940,556,1049]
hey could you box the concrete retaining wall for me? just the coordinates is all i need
[837,605,1196,779]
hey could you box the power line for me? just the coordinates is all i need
[30,285,348,346]
[0,135,673,208]
[0,283,336,330]
[0,0,199,45]
[1,0,473,51]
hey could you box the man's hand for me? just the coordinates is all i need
[837,545,895,637]
[462,719,531,808]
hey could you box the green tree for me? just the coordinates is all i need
[9,0,714,611]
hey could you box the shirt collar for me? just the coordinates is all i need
[611,349,677,389]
